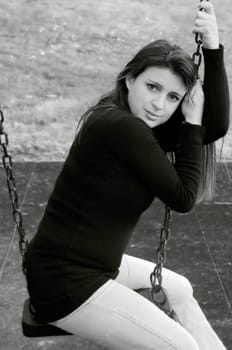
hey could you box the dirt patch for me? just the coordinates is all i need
[0,0,231,161]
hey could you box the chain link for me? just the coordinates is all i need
[0,108,29,275]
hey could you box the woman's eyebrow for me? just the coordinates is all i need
[170,91,185,98]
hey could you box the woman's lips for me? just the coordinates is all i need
[144,109,160,120]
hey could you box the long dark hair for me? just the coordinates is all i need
[78,39,195,117]
[77,39,215,202]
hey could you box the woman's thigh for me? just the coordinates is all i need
[52,279,199,350]
[116,254,193,306]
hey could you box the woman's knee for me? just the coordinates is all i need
[177,274,193,299]
[164,272,193,305]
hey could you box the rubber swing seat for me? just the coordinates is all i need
[22,299,72,337]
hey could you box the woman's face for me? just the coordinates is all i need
[126,66,187,128]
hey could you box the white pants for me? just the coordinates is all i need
[51,254,226,350]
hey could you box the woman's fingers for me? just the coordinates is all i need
[181,79,204,125]
[197,0,215,14]
[192,1,219,49]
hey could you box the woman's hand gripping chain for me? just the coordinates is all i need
[193,1,219,49]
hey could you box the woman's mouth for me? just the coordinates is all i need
[144,109,160,120]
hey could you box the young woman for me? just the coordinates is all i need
[25,2,229,349]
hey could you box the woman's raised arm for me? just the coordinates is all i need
[193,0,230,143]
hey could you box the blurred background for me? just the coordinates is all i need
[0,0,231,161]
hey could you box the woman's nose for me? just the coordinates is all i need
[151,94,165,110]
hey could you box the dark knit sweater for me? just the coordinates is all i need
[25,46,229,323]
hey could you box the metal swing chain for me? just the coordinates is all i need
[193,29,203,79]
[0,109,29,275]
[193,0,209,79]
[149,205,172,311]
[149,0,208,315]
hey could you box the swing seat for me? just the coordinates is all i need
[22,288,174,337]
[22,299,73,337]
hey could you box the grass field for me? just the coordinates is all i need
[0,0,231,161]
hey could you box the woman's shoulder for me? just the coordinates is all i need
[86,105,150,134]
[88,105,130,123]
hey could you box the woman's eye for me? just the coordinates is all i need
[169,94,179,102]
[147,83,158,91]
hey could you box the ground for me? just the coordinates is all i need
[0,0,232,161]
[0,162,232,349]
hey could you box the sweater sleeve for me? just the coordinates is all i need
[106,112,204,213]
[202,44,230,144]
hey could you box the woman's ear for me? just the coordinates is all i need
[125,75,134,91]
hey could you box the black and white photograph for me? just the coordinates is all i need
[0,0,231,349]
